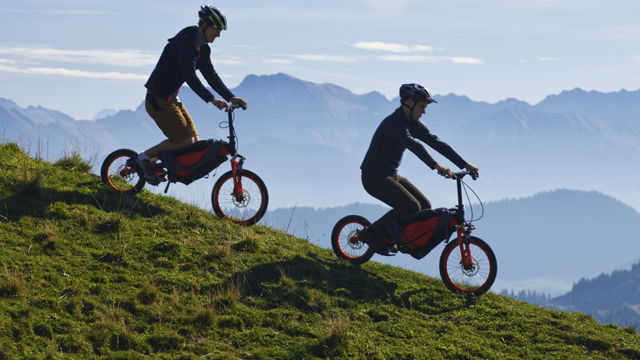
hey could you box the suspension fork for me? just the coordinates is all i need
[231,155,246,200]
[456,224,474,268]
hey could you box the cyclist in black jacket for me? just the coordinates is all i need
[359,83,479,255]
[134,5,247,184]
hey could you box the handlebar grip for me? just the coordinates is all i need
[231,103,247,110]
[453,170,477,180]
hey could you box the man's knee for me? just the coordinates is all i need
[404,200,422,215]
[176,135,198,147]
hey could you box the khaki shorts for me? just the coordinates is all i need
[145,90,198,142]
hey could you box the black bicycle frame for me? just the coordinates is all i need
[453,171,476,267]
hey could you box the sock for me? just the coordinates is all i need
[137,152,150,161]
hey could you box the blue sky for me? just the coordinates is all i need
[1,0,639,120]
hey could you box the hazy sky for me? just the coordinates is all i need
[1,0,639,120]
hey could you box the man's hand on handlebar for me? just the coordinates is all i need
[435,163,454,179]
[464,163,479,179]
[212,98,231,112]
[229,97,248,110]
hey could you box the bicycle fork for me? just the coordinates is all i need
[456,224,475,269]
[231,155,246,201]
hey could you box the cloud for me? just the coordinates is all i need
[262,59,294,65]
[353,42,436,53]
[287,54,357,62]
[0,64,146,80]
[212,55,245,66]
[0,47,157,67]
[379,55,483,64]
[0,8,115,15]
[538,57,563,61]
[634,55,640,60]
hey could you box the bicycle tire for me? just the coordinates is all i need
[331,215,375,265]
[439,236,497,297]
[100,149,145,195]
[211,169,268,226]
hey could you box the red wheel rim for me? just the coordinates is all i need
[335,221,370,260]
[442,241,494,294]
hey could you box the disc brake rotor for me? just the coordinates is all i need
[232,190,250,208]
[461,258,480,277]
[347,230,365,250]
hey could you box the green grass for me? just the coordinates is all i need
[0,141,639,359]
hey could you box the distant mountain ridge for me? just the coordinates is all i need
[502,260,640,329]
[549,261,640,326]
[1,72,640,212]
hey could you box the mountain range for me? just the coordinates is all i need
[1,73,639,212]
[501,260,640,329]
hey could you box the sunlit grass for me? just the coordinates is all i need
[0,141,638,359]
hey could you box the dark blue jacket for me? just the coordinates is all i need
[145,26,234,102]
[361,107,468,176]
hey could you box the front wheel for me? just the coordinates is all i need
[439,236,497,297]
[100,149,144,195]
[211,170,268,226]
[331,215,374,265]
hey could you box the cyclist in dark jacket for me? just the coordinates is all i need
[358,83,479,255]
[134,5,247,184]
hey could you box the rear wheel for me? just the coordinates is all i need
[100,149,144,195]
[331,215,374,265]
[439,236,497,297]
[211,169,268,226]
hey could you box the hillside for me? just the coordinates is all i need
[261,190,640,296]
[0,143,639,359]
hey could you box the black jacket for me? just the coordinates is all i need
[361,107,467,176]
[145,26,234,102]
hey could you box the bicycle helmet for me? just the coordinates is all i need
[399,83,438,104]
[198,5,227,30]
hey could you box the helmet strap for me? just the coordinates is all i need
[401,99,417,122]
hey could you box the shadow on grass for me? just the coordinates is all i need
[233,251,474,316]
[239,254,398,308]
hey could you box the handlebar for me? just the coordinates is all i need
[230,103,247,111]
[452,170,477,181]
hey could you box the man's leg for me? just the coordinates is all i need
[362,172,425,238]
[396,175,431,211]
[137,92,200,183]
[143,136,198,159]
[143,93,200,158]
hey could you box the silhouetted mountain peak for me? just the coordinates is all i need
[535,87,640,123]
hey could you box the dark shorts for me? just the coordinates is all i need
[145,90,198,142]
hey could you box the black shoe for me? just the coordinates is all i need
[357,228,394,256]
[128,157,163,185]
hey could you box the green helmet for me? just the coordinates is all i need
[198,5,227,30]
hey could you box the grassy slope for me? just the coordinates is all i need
[0,142,638,360]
